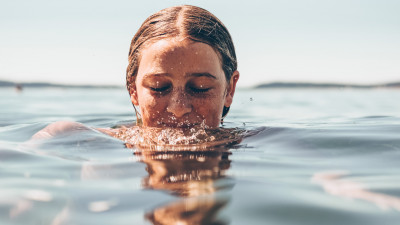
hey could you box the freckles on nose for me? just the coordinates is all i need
[166,90,192,118]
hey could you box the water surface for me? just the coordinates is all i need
[1,87,400,224]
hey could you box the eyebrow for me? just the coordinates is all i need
[142,73,172,79]
[186,73,217,79]
[143,72,217,79]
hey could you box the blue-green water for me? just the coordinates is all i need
[1,87,400,224]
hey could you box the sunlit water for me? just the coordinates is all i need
[1,87,400,225]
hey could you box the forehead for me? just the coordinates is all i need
[138,38,224,77]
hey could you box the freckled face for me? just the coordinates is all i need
[131,38,229,128]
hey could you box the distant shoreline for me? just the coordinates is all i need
[0,80,123,89]
[255,81,400,89]
[1,80,399,89]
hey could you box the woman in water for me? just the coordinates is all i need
[33,5,239,143]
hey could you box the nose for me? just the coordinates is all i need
[166,89,192,118]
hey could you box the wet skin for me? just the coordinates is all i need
[130,38,239,128]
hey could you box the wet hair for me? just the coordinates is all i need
[126,5,237,118]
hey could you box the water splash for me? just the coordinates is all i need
[113,125,248,151]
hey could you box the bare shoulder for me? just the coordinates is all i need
[31,121,133,141]
[32,121,90,140]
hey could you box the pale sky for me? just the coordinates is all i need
[1,0,399,87]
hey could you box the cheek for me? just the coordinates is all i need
[192,94,225,119]
[139,94,166,118]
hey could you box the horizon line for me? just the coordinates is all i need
[1,79,399,89]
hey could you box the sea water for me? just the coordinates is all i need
[1,87,400,224]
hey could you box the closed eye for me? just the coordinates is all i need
[189,87,211,93]
[150,86,170,92]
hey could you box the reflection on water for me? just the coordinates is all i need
[139,150,233,224]
[139,151,233,196]
[146,197,229,225]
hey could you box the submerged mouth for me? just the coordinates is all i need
[159,122,200,128]
[154,117,205,128]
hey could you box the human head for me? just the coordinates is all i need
[126,5,239,128]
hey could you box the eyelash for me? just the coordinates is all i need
[189,87,211,93]
[150,86,170,92]
[149,86,212,95]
